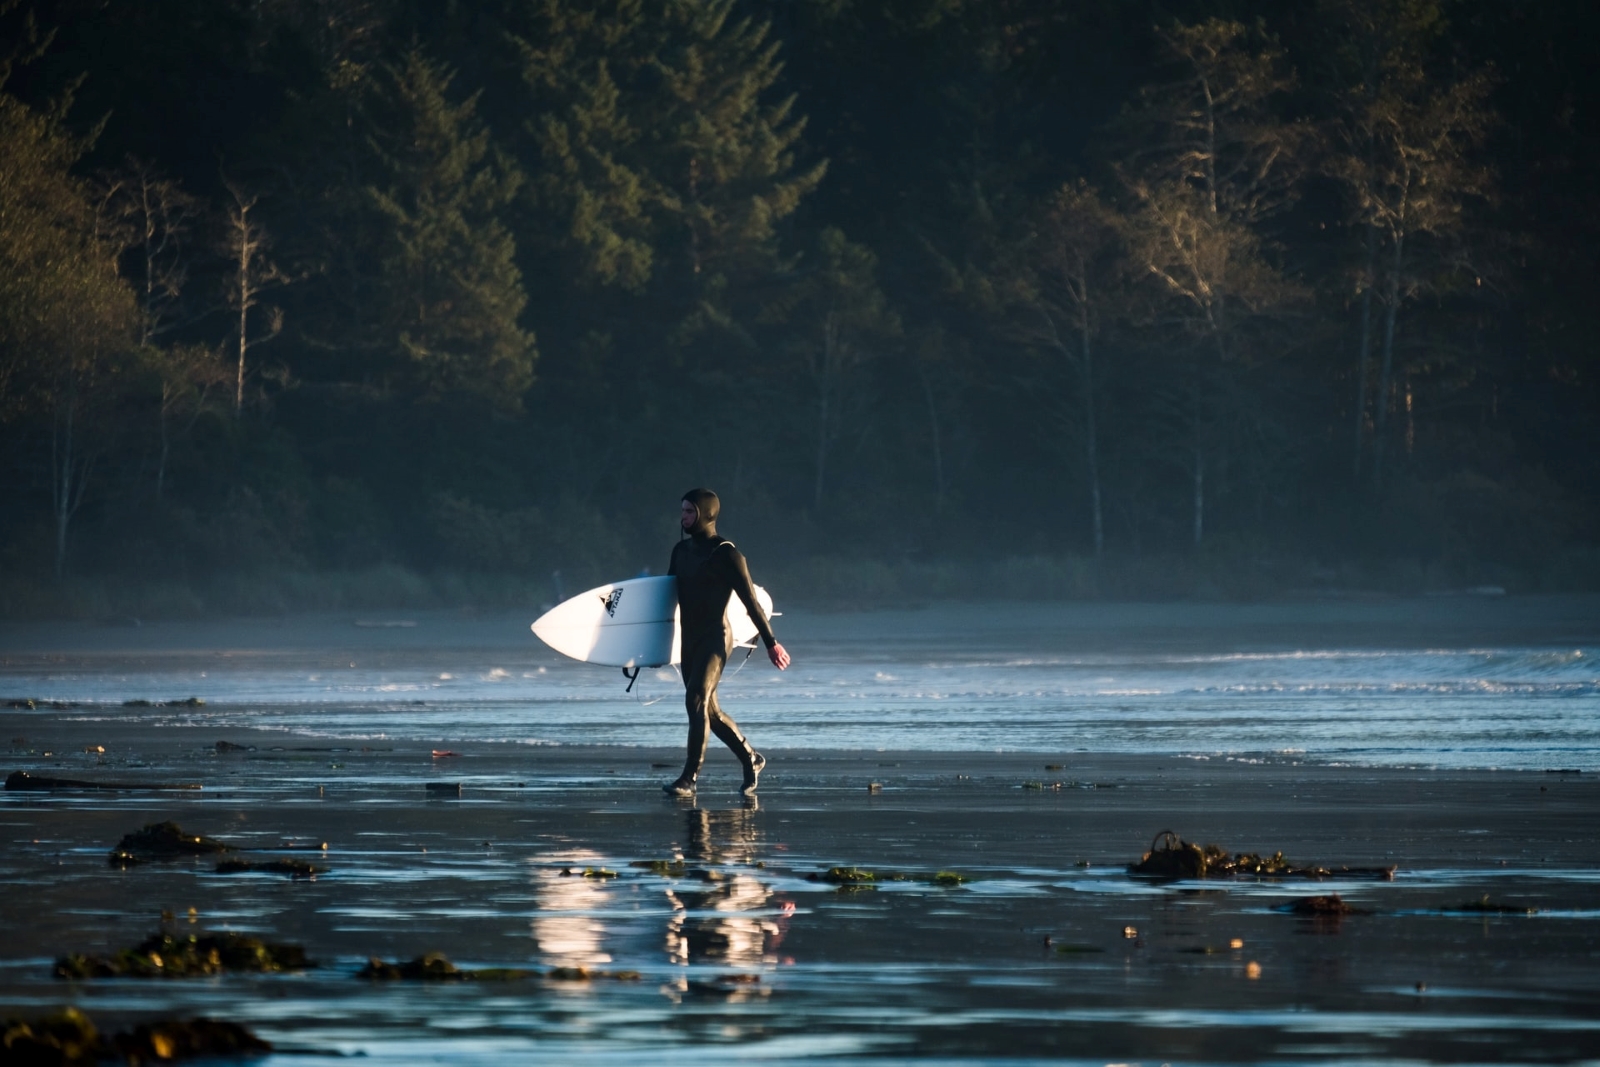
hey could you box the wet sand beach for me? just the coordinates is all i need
[2,600,1598,1063]
[2,723,1597,1064]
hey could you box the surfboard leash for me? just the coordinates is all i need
[621,664,671,706]
[726,642,757,678]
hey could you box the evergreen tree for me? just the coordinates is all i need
[515,0,658,292]
[367,46,535,409]
[514,0,825,326]
[652,2,826,301]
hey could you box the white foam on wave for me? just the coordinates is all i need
[7,629,1598,770]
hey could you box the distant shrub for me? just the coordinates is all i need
[426,492,626,584]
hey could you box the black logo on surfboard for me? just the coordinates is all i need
[601,589,623,617]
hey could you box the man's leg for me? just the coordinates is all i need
[666,645,727,795]
[707,689,764,795]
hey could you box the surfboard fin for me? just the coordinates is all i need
[622,666,641,693]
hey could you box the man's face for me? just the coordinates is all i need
[681,500,698,530]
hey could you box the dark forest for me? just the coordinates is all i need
[2,0,1597,616]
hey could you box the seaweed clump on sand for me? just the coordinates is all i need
[1278,893,1373,916]
[55,931,312,979]
[2,1006,270,1064]
[630,859,688,876]
[1129,830,1397,880]
[2,1007,103,1065]
[356,953,541,981]
[1440,895,1540,915]
[214,859,319,878]
[808,866,970,888]
[547,966,642,982]
[357,954,636,982]
[109,821,234,867]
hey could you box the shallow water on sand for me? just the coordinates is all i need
[3,597,1597,769]
[0,749,1597,1066]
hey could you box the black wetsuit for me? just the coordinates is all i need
[668,489,777,786]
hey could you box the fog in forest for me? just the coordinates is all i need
[2,0,1597,616]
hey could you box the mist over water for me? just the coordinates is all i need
[5,597,1596,770]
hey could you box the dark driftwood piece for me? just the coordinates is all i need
[6,770,201,792]
[214,858,320,878]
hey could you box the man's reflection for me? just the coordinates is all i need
[665,803,789,970]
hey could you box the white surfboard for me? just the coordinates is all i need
[530,575,775,668]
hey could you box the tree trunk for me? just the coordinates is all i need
[50,379,93,580]
[1200,76,1219,218]
[235,287,248,416]
[157,384,171,500]
[813,314,837,511]
[142,228,156,347]
[918,367,945,515]
[53,397,74,579]
[1192,373,1205,548]
[686,157,702,287]
[1352,225,1376,480]
[1372,231,1405,486]
[813,384,829,512]
[1080,311,1103,556]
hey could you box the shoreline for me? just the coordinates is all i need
[5,589,1600,646]
[5,555,1600,623]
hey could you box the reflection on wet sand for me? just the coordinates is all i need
[665,804,788,975]
[530,850,614,965]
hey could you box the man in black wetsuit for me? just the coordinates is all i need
[664,488,790,798]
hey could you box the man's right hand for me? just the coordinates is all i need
[767,642,791,670]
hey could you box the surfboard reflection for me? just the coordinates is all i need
[530,849,615,965]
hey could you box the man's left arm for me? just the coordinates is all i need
[723,547,789,670]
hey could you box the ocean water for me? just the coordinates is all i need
[3,596,1596,769]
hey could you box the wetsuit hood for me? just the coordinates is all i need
[682,488,721,540]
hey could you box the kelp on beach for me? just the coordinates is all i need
[358,954,640,982]
[55,931,313,979]
[2,1007,270,1065]
[109,821,233,865]
[809,866,970,887]
[1129,831,1398,880]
